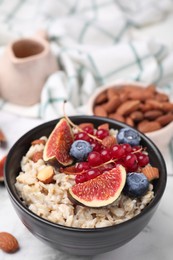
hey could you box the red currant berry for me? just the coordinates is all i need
[75,132,90,142]
[99,163,115,173]
[75,162,90,172]
[123,153,138,172]
[85,168,101,180]
[122,143,132,154]
[95,129,109,140]
[90,140,102,152]
[132,146,142,153]
[100,148,111,162]
[110,144,125,159]
[75,173,87,184]
[88,151,102,166]
[136,152,149,167]
[82,126,94,135]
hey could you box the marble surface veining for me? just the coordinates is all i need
[0,111,173,260]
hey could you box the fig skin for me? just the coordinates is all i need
[43,118,74,166]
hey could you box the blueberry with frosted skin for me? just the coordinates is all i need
[123,172,149,198]
[117,127,141,146]
[70,140,93,161]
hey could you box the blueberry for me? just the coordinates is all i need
[70,140,93,161]
[123,172,149,198]
[117,127,141,146]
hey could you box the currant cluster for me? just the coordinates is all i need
[69,124,149,184]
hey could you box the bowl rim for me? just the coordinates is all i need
[4,115,167,233]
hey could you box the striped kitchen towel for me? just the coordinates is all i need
[0,0,173,119]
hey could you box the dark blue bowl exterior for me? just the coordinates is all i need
[4,116,167,255]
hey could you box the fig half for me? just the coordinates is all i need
[68,165,126,207]
[43,118,74,166]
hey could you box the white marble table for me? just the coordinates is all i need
[0,110,173,260]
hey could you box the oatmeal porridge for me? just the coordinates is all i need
[15,118,158,228]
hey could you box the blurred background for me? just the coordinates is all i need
[0,0,173,119]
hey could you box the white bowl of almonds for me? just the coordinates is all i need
[87,80,173,152]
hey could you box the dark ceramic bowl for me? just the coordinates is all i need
[4,116,167,256]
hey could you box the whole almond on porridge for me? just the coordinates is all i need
[37,165,55,184]
[102,135,116,148]
[31,139,46,146]
[78,123,94,129]
[31,151,43,162]
[0,232,19,253]
[98,123,109,130]
[141,165,159,181]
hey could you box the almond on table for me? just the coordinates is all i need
[0,155,7,182]
[0,129,7,147]
[0,232,19,253]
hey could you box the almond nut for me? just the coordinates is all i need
[37,165,55,184]
[144,110,163,120]
[141,165,159,181]
[0,129,7,147]
[31,151,43,162]
[128,90,154,101]
[130,111,144,122]
[109,113,125,122]
[0,129,6,142]
[139,103,153,112]
[118,91,129,103]
[78,123,94,129]
[116,100,140,116]
[155,92,169,102]
[94,91,107,105]
[161,102,173,112]
[94,106,107,117]
[102,135,117,148]
[102,95,121,113]
[98,123,109,130]
[0,232,19,253]
[156,113,173,126]
[107,88,119,99]
[125,117,134,127]
[0,155,7,182]
[146,99,163,110]
[31,139,46,146]
[137,121,161,133]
